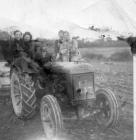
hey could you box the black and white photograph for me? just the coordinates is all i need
[0,0,135,140]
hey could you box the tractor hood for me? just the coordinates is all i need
[51,62,94,74]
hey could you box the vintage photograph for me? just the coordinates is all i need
[0,0,135,140]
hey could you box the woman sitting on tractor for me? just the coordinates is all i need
[55,30,64,61]
[21,32,40,73]
[55,30,71,62]
[11,30,39,74]
[70,36,82,62]
[11,30,25,71]
[11,30,23,60]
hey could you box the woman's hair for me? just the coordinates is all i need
[23,32,32,41]
[13,30,22,36]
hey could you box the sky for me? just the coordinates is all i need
[0,0,136,39]
[0,0,95,21]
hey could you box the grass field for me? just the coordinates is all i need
[80,46,132,61]
[0,45,133,140]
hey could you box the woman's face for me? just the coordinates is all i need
[24,34,31,42]
[14,31,22,40]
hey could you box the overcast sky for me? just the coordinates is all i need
[0,0,98,24]
[0,0,136,38]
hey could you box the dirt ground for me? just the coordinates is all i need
[0,61,133,140]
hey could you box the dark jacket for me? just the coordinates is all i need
[22,41,35,59]
[34,47,52,67]
[127,37,136,54]
[11,39,24,59]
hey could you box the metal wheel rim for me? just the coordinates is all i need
[11,72,22,116]
[41,101,55,138]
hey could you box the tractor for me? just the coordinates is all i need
[10,58,119,139]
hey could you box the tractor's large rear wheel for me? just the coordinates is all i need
[11,70,37,119]
[95,88,119,129]
[40,95,63,139]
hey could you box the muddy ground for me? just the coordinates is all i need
[0,61,133,140]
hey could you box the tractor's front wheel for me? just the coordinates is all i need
[10,70,37,120]
[40,95,63,139]
[95,88,119,129]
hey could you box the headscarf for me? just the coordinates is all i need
[23,32,32,42]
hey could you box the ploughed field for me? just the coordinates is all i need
[0,59,133,140]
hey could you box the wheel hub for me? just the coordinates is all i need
[96,96,111,124]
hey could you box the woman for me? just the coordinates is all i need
[11,30,24,60]
[70,36,81,61]
[55,30,64,60]
[11,30,25,70]
[59,31,71,61]
[22,32,40,73]
[22,32,34,57]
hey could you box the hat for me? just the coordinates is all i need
[23,32,32,40]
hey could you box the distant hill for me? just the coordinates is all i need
[78,39,129,48]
